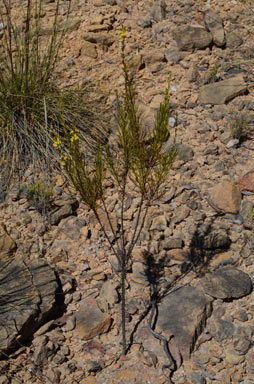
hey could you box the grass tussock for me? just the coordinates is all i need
[0,0,107,186]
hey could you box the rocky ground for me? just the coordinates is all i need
[1,0,254,383]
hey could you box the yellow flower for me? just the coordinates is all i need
[53,137,62,148]
[119,27,126,39]
[70,128,79,135]
[70,133,79,143]
[61,155,68,167]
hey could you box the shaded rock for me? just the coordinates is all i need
[173,26,212,51]
[150,1,166,22]
[86,24,110,33]
[238,169,254,192]
[150,215,168,231]
[127,53,143,72]
[108,254,121,273]
[208,181,242,214]
[48,239,72,262]
[58,216,86,240]
[131,261,149,286]
[45,368,61,383]
[53,196,78,208]
[63,315,76,332]
[50,204,74,225]
[88,209,118,233]
[210,252,234,269]
[173,205,190,224]
[136,18,152,28]
[225,29,243,49]
[164,140,194,163]
[86,360,102,373]
[34,320,54,337]
[73,298,112,340]
[199,75,247,105]
[136,326,165,358]
[246,349,254,371]
[187,62,199,82]
[0,257,58,353]
[166,249,190,263]
[177,144,194,163]
[82,32,114,46]
[155,186,176,204]
[204,10,225,47]
[33,343,49,366]
[240,200,254,229]
[143,49,165,64]
[157,286,212,360]
[226,138,239,149]
[187,371,206,384]
[203,230,230,249]
[190,224,231,254]
[161,237,183,250]
[81,41,98,59]
[234,336,251,355]
[209,318,235,342]
[0,223,17,257]
[240,242,253,259]
[224,346,245,365]
[165,48,186,65]
[201,266,252,299]
[97,280,118,313]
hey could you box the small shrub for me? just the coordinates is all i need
[25,180,53,216]
[57,28,177,355]
[228,110,248,141]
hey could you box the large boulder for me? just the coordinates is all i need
[0,257,59,353]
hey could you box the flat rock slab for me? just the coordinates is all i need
[208,180,242,214]
[82,32,114,46]
[209,318,235,342]
[199,75,247,104]
[157,286,212,360]
[74,298,112,340]
[173,26,212,51]
[0,257,58,353]
[201,266,252,299]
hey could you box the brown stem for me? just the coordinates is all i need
[93,209,120,262]
[101,194,117,244]
[120,249,127,355]
[127,201,149,259]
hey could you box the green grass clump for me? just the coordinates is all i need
[0,0,107,185]
[228,110,248,141]
[25,180,53,216]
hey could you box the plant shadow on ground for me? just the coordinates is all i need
[189,220,232,275]
[126,217,232,368]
